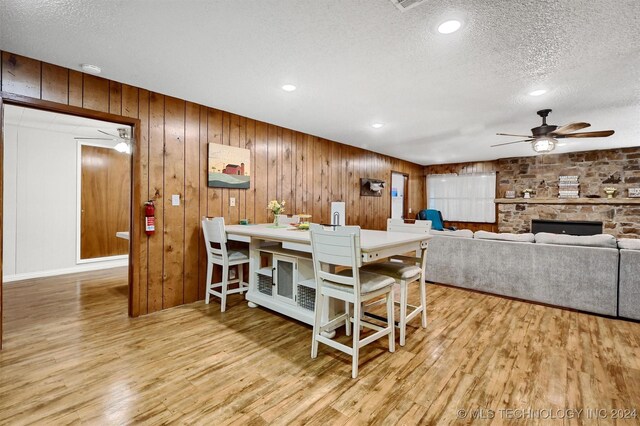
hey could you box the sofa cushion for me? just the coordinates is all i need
[534,232,617,249]
[430,229,474,238]
[618,238,640,250]
[474,231,535,243]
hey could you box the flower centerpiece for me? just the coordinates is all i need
[522,188,534,199]
[267,199,286,226]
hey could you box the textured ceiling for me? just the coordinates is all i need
[1,0,639,165]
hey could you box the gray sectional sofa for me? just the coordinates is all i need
[425,231,638,318]
[618,239,640,320]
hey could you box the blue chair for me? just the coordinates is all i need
[416,209,455,231]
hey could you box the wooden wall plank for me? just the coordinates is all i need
[41,63,68,104]
[281,128,293,211]
[1,53,41,98]
[82,74,109,113]
[221,112,231,224]
[254,121,268,224]
[162,97,186,308]
[267,124,278,220]
[229,113,240,225]
[121,85,139,119]
[245,118,256,224]
[137,89,150,315]
[321,139,331,223]
[238,116,247,222]
[184,102,200,304]
[147,92,165,313]
[109,81,122,115]
[312,136,322,223]
[198,107,209,299]
[68,70,83,107]
[207,109,223,218]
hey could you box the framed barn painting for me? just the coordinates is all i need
[208,144,251,189]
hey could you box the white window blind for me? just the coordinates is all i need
[427,173,496,222]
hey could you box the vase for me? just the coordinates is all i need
[273,213,279,227]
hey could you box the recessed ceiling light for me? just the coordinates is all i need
[282,84,297,92]
[81,64,101,74]
[372,123,384,129]
[529,89,547,97]
[438,20,461,34]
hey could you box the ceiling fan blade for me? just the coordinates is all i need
[551,122,591,135]
[98,129,120,138]
[560,130,615,138]
[496,132,533,138]
[491,139,533,147]
[74,137,116,140]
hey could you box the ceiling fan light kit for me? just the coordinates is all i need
[114,141,131,154]
[493,109,615,154]
[532,136,556,153]
[75,127,132,154]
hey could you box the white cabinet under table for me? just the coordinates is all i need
[225,224,431,326]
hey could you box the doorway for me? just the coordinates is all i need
[1,96,139,348]
[391,171,409,220]
[3,105,131,279]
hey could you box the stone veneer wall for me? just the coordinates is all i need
[497,147,640,238]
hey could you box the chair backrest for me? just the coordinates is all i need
[202,217,227,259]
[387,218,430,270]
[387,218,432,234]
[417,209,445,231]
[310,224,362,288]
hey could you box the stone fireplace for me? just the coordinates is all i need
[496,147,640,238]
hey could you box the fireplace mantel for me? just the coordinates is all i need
[495,198,640,205]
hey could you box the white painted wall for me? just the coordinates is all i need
[3,123,127,282]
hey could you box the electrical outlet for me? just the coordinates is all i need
[171,194,180,206]
[230,197,236,207]
[408,207,412,214]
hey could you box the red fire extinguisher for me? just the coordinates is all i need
[144,200,155,236]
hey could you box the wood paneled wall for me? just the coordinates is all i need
[424,160,499,232]
[0,51,425,316]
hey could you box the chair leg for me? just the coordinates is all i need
[311,291,323,359]
[205,262,213,304]
[387,290,395,353]
[239,265,245,294]
[399,281,408,347]
[419,277,427,328]
[351,301,361,379]
[221,265,229,312]
[345,302,351,337]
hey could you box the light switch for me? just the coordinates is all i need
[230,197,236,207]
[172,194,180,206]
[408,208,412,214]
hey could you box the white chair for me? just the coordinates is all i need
[202,217,250,312]
[309,224,395,379]
[361,218,430,346]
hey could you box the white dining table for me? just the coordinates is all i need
[226,223,431,335]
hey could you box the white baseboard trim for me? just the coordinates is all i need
[3,259,129,283]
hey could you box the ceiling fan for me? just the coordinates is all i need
[75,128,132,154]
[492,109,614,153]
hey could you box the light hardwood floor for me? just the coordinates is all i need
[1,268,640,425]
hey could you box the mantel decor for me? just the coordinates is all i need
[495,198,640,205]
